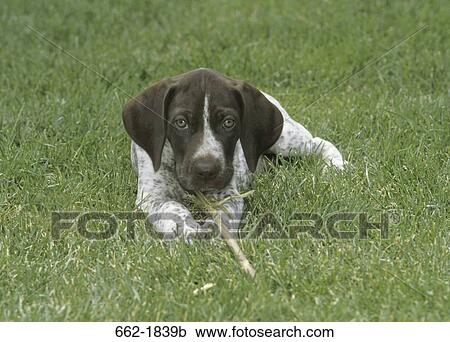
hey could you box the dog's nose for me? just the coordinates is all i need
[192,158,220,179]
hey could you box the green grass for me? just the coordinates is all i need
[1,0,449,321]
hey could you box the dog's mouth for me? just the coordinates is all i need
[178,178,228,193]
[176,173,232,193]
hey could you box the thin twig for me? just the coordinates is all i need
[193,192,256,278]
[212,211,256,278]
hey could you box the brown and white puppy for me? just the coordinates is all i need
[123,68,344,239]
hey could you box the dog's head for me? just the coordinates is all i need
[123,68,283,192]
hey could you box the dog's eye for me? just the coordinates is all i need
[174,118,188,129]
[222,118,236,130]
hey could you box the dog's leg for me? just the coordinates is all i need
[270,119,345,169]
[133,143,201,240]
[262,93,345,169]
[202,203,244,238]
[199,188,245,238]
[221,196,245,232]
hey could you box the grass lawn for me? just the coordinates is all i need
[0,0,449,321]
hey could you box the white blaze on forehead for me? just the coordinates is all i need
[193,94,225,164]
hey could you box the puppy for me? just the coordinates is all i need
[123,68,345,239]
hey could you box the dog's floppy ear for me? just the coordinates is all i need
[235,82,284,172]
[122,78,175,171]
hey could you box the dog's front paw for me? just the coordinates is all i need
[323,157,347,172]
[151,218,180,240]
[148,214,199,241]
[331,159,346,170]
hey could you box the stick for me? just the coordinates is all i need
[211,211,256,278]
[193,192,256,278]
